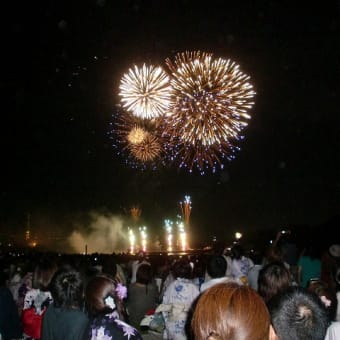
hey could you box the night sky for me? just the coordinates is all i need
[2,1,340,248]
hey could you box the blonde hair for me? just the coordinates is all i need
[192,282,270,340]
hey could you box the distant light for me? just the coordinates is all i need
[235,232,242,240]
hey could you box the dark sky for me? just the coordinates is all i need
[2,0,340,245]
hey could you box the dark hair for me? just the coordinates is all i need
[334,265,340,286]
[265,246,283,263]
[172,258,192,279]
[85,275,123,318]
[136,264,152,285]
[32,258,58,291]
[307,279,338,321]
[192,282,270,340]
[101,256,118,279]
[207,256,227,279]
[50,267,84,309]
[231,245,244,260]
[250,251,263,265]
[268,287,330,340]
[258,261,291,303]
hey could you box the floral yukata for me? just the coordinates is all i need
[22,288,53,339]
[159,278,199,340]
[87,312,142,340]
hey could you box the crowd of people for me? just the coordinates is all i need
[0,231,339,340]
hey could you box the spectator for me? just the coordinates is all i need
[191,282,270,340]
[272,230,298,267]
[264,246,290,271]
[268,287,330,340]
[307,279,337,321]
[8,264,23,306]
[0,270,22,340]
[258,261,291,304]
[321,244,340,295]
[222,248,233,277]
[307,279,340,340]
[41,266,88,340]
[297,242,321,287]
[247,251,263,291]
[191,256,205,291]
[200,255,233,292]
[127,264,159,329]
[131,252,151,284]
[85,275,142,340]
[230,244,254,283]
[157,258,199,339]
[22,257,57,340]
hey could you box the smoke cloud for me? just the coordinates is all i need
[68,212,128,254]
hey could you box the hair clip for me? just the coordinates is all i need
[320,295,331,307]
[104,295,116,310]
[116,283,127,300]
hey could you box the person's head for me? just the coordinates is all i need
[192,282,270,340]
[231,244,244,260]
[307,279,337,321]
[250,251,263,265]
[136,264,152,285]
[172,258,193,279]
[265,247,283,264]
[136,251,146,263]
[258,262,291,303]
[32,257,58,291]
[101,256,118,279]
[329,244,340,259]
[85,275,124,318]
[192,257,205,278]
[268,287,330,340]
[50,266,84,309]
[206,256,227,279]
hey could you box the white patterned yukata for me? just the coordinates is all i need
[159,278,199,340]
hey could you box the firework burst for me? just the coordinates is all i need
[163,51,255,172]
[109,108,165,168]
[129,132,162,162]
[119,64,172,119]
[127,126,147,145]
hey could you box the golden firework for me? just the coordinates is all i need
[119,64,172,119]
[165,51,255,146]
[129,132,162,162]
[160,51,255,171]
[127,126,147,145]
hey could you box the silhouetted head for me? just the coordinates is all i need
[258,261,291,303]
[50,266,84,309]
[268,287,330,340]
[206,255,227,279]
[85,275,124,318]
